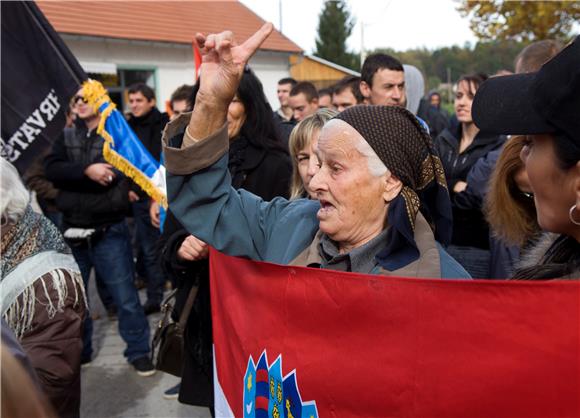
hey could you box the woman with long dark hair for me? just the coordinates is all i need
[158,67,292,411]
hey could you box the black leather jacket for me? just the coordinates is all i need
[434,126,506,249]
[44,120,130,229]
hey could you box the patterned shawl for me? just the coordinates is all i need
[1,203,85,338]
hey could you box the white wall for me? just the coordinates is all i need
[61,35,292,112]
[249,51,291,110]
[63,36,194,110]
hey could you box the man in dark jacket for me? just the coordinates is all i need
[127,83,169,314]
[44,87,154,376]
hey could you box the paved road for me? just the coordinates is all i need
[81,280,212,418]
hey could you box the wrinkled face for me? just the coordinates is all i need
[277,83,293,107]
[361,69,405,106]
[295,128,321,199]
[309,119,389,249]
[520,134,580,236]
[72,88,95,120]
[318,94,332,109]
[128,91,156,118]
[289,93,319,122]
[454,80,476,124]
[332,89,358,112]
[171,99,190,120]
[227,96,246,140]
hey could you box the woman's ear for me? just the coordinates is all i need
[383,173,403,204]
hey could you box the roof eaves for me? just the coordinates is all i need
[306,55,361,76]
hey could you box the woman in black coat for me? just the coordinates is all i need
[158,68,291,413]
[435,74,505,278]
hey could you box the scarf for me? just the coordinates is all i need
[1,203,86,338]
[334,105,452,271]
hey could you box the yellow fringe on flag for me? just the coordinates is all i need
[82,80,167,208]
[102,142,167,208]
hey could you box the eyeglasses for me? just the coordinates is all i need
[73,95,88,104]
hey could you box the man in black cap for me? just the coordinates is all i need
[471,36,580,279]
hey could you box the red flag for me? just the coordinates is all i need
[192,42,202,81]
[210,248,580,418]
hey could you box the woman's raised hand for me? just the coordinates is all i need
[194,23,273,109]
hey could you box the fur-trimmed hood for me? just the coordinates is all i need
[516,233,580,279]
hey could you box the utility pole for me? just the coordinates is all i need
[446,67,452,105]
[360,21,365,64]
[279,0,283,33]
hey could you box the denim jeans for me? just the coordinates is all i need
[72,221,150,363]
[132,200,165,305]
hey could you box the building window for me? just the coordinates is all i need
[87,68,155,113]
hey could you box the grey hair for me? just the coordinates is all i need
[0,158,30,223]
[354,137,389,177]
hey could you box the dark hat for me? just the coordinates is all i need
[472,36,580,143]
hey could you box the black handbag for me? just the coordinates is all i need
[151,285,198,377]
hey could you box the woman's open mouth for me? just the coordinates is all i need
[317,199,335,219]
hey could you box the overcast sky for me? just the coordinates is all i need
[240,0,479,53]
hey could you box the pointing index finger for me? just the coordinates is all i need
[240,22,274,61]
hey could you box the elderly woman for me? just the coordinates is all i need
[472,36,580,279]
[163,25,469,279]
[0,159,86,418]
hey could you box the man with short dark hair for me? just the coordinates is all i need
[288,81,319,122]
[332,75,362,112]
[274,77,296,123]
[429,92,442,109]
[127,83,169,314]
[169,84,194,120]
[360,53,406,107]
[318,88,333,109]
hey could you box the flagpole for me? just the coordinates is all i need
[22,2,85,86]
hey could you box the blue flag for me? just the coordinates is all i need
[83,79,167,207]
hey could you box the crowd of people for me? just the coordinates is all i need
[1,22,579,418]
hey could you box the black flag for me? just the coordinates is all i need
[1,1,87,173]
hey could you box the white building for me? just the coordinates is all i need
[38,1,303,112]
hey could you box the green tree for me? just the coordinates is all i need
[458,1,580,42]
[315,0,359,70]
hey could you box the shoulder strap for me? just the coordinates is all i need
[178,285,198,328]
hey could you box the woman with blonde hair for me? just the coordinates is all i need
[288,108,337,199]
